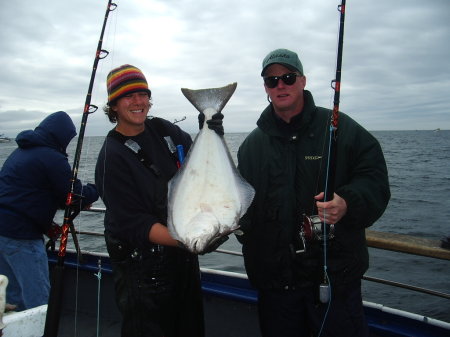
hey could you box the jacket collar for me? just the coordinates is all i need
[257,90,317,138]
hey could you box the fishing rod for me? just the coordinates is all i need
[173,116,187,124]
[299,0,347,312]
[301,2,347,246]
[326,0,346,202]
[44,1,117,336]
[319,0,347,309]
[301,0,347,242]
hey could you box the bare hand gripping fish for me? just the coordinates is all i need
[167,83,255,254]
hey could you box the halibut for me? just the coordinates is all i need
[167,83,255,254]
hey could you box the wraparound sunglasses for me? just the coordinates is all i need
[263,73,302,88]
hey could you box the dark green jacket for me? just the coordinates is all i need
[237,90,390,289]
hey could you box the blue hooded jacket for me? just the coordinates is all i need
[0,111,99,239]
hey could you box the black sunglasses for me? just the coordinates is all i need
[263,73,301,88]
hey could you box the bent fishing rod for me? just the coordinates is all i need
[44,1,117,336]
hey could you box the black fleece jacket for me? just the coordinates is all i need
[95,117,192,249]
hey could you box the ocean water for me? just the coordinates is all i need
[1,130,449,322]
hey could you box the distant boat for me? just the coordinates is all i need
[434,128,441,132]
[0,134,11,143]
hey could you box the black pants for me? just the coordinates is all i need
[257,280,369,337]
[105,233,205,337]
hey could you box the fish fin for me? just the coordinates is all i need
[181,83,237,114]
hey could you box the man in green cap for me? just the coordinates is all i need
[236,48,390,336]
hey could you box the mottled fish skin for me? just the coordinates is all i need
[167,83,255,254]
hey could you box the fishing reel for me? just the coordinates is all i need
[302,214,335,242]
[303,214,335,305]
[290,214,336,256]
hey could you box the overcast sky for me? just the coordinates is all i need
[0,0,449,137]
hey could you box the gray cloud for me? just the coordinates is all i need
[0,0,449,137]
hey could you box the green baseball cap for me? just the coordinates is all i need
[261,48,303,76]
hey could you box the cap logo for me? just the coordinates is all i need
[269,53,291,60]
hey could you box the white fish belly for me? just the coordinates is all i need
[168,128,254,253]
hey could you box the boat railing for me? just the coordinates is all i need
[75,207,450,300]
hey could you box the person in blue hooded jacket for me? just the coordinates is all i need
[0,111,99,311]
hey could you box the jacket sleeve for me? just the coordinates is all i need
[335,116,391,229]
[46,152,99,210]
[73,181,99,208]
[44,152,74,208]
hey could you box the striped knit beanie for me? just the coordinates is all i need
[106,64,151,103]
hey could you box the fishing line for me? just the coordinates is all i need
[44,1,117,335]
[81,4,120,336]
[72,135,95,337]
[95,2,119,212]
[73,137,93,239]
[107,2,119,70]
[317,123,335,337]
[93,0,119,107]
[98,3,118,209]
[311,112,333,215]
[94,258,103,337]
[317,0,347,335]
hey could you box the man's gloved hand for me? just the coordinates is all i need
[46,222,62,241]
[200,235,229,255]
[198,112,205,130]
[198,112,224,136]
[46,222,63,251]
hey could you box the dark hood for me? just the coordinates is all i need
[15,111,77,155]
